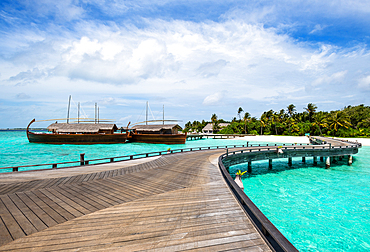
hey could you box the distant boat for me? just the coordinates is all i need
[128,124,186,144]
[27,119,128,144]
[126,102,187,144]
[26,95,127,144]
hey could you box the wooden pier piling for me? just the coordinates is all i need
[248,161,252,173]
[313,156,317,166]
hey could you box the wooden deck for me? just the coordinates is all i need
[0,149,271,251]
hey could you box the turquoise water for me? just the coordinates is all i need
[230,147,370,251]
[0,131,259,171]
[2,131,370,251]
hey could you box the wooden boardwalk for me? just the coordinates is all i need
[0,149,271,251]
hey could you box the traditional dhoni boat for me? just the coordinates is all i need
[127,124,186,144]
[27,119,128,144]
[26,96,127,144]
[126,102,187,144]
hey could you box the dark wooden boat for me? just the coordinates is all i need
[127,124,187,144]
[27,119,128,144]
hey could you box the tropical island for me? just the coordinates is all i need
[183,104,370,138]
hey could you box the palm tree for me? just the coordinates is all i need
[211,113,219,132]
[285,117,296,134]
[237,107,244,121]
[243,112,251,134]
[272,113,279,135]
[305,103,317,122]
[260,115,267,135]
[287,104,296,118]
[327,111,351,136]
[312,113,327,136]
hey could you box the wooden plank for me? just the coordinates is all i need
[15,192,57,227]
[81,173,94,183]
[32,190,78,220]
[0,216,13,246]
[74,184,121,205]
[63,185,111,208]
[24,191,66,224]
[7,194,47,232]
[0,198,25,241]
[0,195,37,235]
[52,177,68,187]
[56,187,103,211]
[74,174,89,184]
[40,188,89,216]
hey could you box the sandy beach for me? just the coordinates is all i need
[232,135,370,146]
[233,135,310,144]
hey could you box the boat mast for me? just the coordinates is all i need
[67,95,71,124]
[95,103,97,124]
[163,105,164,125]
[78,102,80,124]
[146,101,148,125]
[98,106,100,124]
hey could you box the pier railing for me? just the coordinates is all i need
[221,138,361,168]
[218,153,299,252]
[217,137,361,252]
[0,138,362,174]
[0,143,258,173]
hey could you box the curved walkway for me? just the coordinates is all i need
[0,149,271,251]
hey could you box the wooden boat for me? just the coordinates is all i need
[127,124,187,144]
[27,119,128,144]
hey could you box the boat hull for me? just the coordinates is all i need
[27,132,128,144]
[128,133,186,144]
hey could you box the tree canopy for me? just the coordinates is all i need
[183,104,370,137]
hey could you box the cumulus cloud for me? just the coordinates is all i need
[1,11,370,127]
[203,92,224,106]
[16,93,30,99]
[358,75,370,90]
[312,71,347,86]
[197,59,228,78]
[9,68,47,82]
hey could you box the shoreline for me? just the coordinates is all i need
[231,135,370,146]
[232,135,310,144]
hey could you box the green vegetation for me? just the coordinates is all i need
[183,104,370,137]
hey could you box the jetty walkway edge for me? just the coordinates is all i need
[0,136,361,251]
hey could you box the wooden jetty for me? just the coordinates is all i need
[0,136,361,251]
[0,150,272,251]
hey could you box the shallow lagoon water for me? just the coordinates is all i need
[230,147,370,251]
[1,131,370,251]
[0,131,261,170]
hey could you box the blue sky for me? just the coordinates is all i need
[1,0,370,128]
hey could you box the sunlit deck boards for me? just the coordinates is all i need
[0,150,271,251]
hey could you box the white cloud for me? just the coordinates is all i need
[16,93,30,99]
[203,92,224,106]
[197,59,228,78]
[309,24,327,34]
[1,17,370,127]
[312,70,347,86]
[358,75,370,89]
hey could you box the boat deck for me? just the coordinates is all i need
[0,149,271,251]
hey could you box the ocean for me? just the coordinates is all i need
[1,130,369,251]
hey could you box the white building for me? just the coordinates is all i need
[202,123,229,134]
